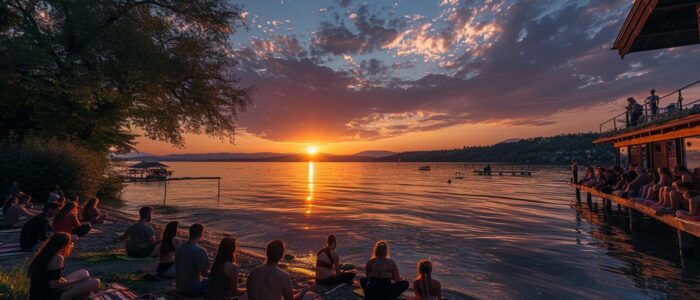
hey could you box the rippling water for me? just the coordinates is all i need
[120,162,700,299]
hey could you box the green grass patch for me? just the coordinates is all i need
[74,248,124,264]
[0,261,30,300]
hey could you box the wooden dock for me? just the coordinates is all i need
[473,170,533,176]
[569,182,700,240]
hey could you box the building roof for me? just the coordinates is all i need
[613,0,700,58]
[130,161,169,169]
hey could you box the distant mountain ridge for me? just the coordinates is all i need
[117,151,395,162]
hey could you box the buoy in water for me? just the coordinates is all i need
[447,179,452,184]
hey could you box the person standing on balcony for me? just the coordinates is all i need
[647,89,660,117]
[627,97,643,127]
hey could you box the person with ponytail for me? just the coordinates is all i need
[156,221,182,278]
[413,260,442,300]
[360,240,409,299]
[27,233,100,300]
[52,201,91,237]
[315,234,356,285]
[204,237,246,300]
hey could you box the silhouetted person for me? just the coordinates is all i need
[176,223,210,296]
[627,97,643,127]
[483,164,492,175]
[647,89,659,117]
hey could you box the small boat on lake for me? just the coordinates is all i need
[455,171,465,179]
[418,165,431,171]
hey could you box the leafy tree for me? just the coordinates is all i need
[0,0,251,152]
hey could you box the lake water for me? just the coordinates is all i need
[120,162,700,299]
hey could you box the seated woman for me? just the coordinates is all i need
[52,202,91,237]
[204,237,246,300]
[81,197,108,224]
[315,235,356,286]
[27,233,100,300]
[638,169,659,200]
[360,241,409,299]
[156,221,181,278]
[677,190,700,221]
[413,260,442,300]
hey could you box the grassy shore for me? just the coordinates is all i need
[0,206,359,299]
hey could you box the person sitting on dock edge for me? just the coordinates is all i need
[115,206,160,258]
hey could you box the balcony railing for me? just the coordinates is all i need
[599,80,700,135]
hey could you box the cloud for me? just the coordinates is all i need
[311,4,400,55]
[231,0,700,143]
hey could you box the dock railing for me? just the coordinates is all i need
[599,80,700,134]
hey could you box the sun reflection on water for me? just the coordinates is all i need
[306,161,314,215]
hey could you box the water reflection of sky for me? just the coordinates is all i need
[121,162,700,299]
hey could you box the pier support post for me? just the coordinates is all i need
[586,193,592,207]
[604,198,612,214]
[217,178,221,203]
[629,208,642,231]
[678,230,699,258]
[163,179,167,206]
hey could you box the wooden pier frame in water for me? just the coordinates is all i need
[473,170,533,176]
[123,177,221,205]
[570,183,700,257]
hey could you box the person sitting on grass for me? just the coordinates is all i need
[176,223,210,297]
[315,234,356,286]
[115,206,160,257]
[20,202,62,251]
[52,202,91,237]
[48,185,64,203]
[413,260,442,300]
[204,237,246,300]
[28,233,100,300]
[156,221,182,278]
[247,240,309,300]
[81,197,108,224]
[360,241,409,299]
[3,195,38,228]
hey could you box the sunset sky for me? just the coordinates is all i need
[136,0,700,155]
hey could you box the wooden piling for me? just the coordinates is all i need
[629,208,642,231]
[678,229,698,258]
[586,192,592,207]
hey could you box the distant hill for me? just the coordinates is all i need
[375,133,614,165]
[352,150,396,158]
[118,152,377,162]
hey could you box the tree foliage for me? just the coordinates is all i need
[0,0,251,152]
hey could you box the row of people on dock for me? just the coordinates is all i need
[112,206,442,299]
[577,163,700,220]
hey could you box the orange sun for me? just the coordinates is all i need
[306,146,318,155]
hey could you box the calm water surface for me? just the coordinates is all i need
[120,162,700,299]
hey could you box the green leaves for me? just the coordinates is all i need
[0,0,251,152]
